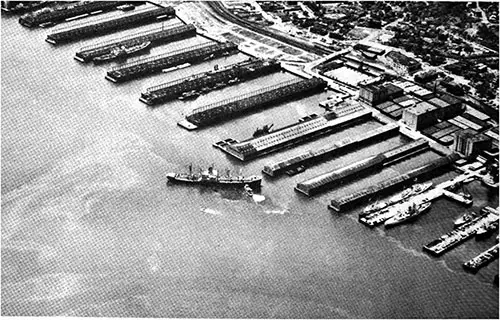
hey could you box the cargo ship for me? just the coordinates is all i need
[93,41,151,64]
[167,166,262,188]
[385,201,431,228]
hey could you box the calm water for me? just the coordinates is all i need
[1,11,499,318]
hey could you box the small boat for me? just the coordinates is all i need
[178,90,200,101]
[411,182,433,195]
[361,200,388,216]
[384,202,432,227]
[388,187,413,204]
[454,212,477,228]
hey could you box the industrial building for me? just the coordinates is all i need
[453,129,492,158]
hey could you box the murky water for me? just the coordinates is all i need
[1,10,498,318]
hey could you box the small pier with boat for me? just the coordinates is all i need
[295,139,429,196]
[329,153,461,212]
[105,41,238,83]
[74,24,196,63]
[213,109,371,161]
[140,59,281,105]
[181,77,327,129]
[463,244,499,273]
[423,208,499,256]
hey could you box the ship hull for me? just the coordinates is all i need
[167,174,261,188]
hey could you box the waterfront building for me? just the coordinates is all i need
[453,129,492,158]
[359,82,403,106]
[402,101,440,131]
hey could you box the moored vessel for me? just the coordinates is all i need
[454,212,477,228]
[361,200,388,216]
[411,182,432,195]
[384,201,432,227]
[388,187,413,204]
[167,166,262,188]
[93,41,151,64]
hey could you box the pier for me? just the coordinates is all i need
[19,1,128,28]
[74,24,196,63]
[262,123,399,177]
[463,244,499,273]
[329,153,461,212]
[105,41,238,83]
[213,109,371,161]
[140,59,281,105]
[296,139,429,196]
[46,7,175,44]
[181,77,327,129]
[423,210,499,256]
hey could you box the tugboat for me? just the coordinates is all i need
[93,41,152,64]
[253,124,274,138]
[167,165,261,188]
[454,212,477,228]
[384,201,432,228]
[482,162,499,188]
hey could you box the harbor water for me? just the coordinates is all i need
[1,12,499,318]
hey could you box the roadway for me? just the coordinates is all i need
[205,1,334,57]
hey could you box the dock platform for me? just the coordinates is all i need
[140,59,281,105]
[329,153,461,212]
[182,77,327,129]
[214,109,371,161]
[423,210,499,256]
[295,139,429,196]
[75,24,196,63]
[46,7,175,44]
[262,123,399,177]
[106,41,238,83]
[463,244,499,273]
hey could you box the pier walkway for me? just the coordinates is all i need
[213,109,371,161]
[19,1,126,28]
[296,139,429,196]
[262,123,399,177]
[423,210,498,256]
[46,7,175,44]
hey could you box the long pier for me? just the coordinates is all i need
[262,123,399,177]
[463,244,499,273]
[74,24,196,63]
[181,77,327,129]
[213,109,371,161]
[329,153,461,212]
[19,1,127,28]
[46,7,175,44]
[423,210,498,256]
[295,139,429,196]
[105,41,238,83]
[140,58,281,105]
